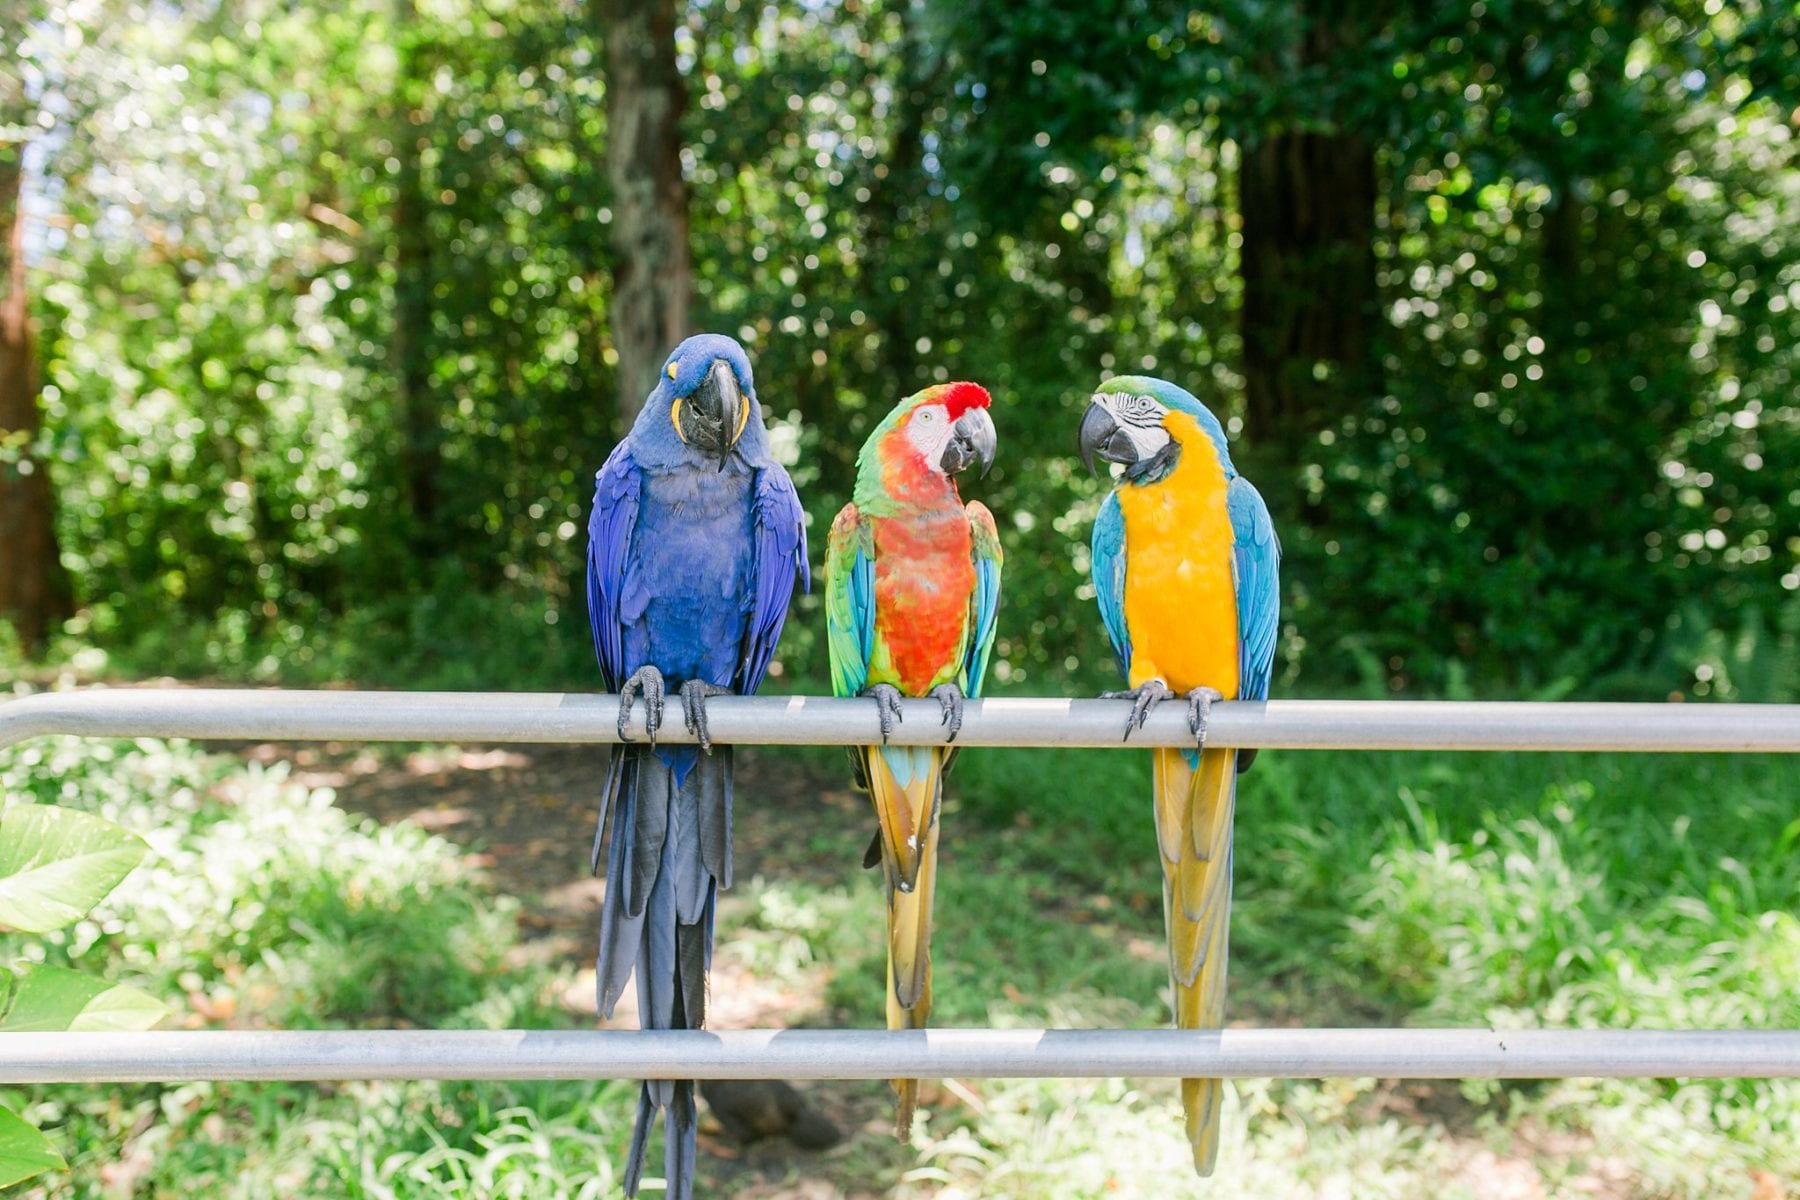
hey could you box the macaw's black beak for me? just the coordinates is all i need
[676,358,745,466]
[1078,400,1137,474]
[941,407,998,478]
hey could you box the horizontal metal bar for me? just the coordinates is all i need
[2,1029,1796,1083]
[2,689,1797,752]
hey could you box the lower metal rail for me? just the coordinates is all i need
[2,1029,1796,1083]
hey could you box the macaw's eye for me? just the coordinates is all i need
[916,409,937,423]
[666,362,679,380]
[1119,394,1159,420]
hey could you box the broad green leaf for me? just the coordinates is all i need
[0,805,148,933]
[0,1103,64,1189]
[0,965,166,1033]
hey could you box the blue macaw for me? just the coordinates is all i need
[586,333,809,1200]
[1078,375,1280,1175]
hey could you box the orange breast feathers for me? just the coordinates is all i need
[870,513,975,697]
[1115,412,1241,698]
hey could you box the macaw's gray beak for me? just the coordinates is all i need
[1078,400,1136,474]
[676,358,745,465]
[941,407,998,478]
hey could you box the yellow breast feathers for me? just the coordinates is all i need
[1114,412,1241,698]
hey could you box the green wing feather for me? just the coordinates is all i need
[825,504,875,700]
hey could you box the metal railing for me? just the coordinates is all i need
[5,688,1800,752]
[7,1029,1800,1082]
[2,687,1798,1084]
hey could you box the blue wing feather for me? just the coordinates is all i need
[852,547,874,684]
[1228,476,1281,702]
[962,506,1003,698]
[587,442,644,691]
[738,466,810,694]
[1090,490,1131,679]
[963,557,1001,696]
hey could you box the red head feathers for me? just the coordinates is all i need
[940,381,991,421]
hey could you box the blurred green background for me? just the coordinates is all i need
[4,0,1797,698]
[5,2,1800,1198]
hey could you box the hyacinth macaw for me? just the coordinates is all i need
[1077,375,1280,1176]
[825,381,1001,1136]
[586,333,809,1200]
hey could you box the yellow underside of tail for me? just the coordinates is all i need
[864,745,945,1138]
[1154,745,1236,1175]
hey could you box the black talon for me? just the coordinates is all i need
[618,665,667,745]
[1184,686,1224,751]
[929,683,965,744]
[863,683,905,744]
[680,679,732,754]
[1100,679,1175,741]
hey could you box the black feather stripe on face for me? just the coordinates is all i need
[1114,393,1165,427]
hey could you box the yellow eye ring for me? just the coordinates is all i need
[669,397,688,443]
[666,361,679,380]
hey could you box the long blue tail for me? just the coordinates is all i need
[595,746,730,1200]
[624,1081,697,1200]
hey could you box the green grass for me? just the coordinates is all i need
[704,740,1800,1196]
[0,739,604,1198]
[2,733,1795,1197]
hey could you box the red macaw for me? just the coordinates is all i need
[825,381,1002,1135]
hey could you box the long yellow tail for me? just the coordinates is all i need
[1153,745,1236,1175]
[864,743,946,1137]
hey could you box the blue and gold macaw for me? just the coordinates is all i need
[586,333,809,1200]
[1077,375,1280,1176]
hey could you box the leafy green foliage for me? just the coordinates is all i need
[0,803,147,933]
[14,0,1800,694]
[0,738,530,1032]
[0,785,158,1186]
[0,736,604,1196]
[0,964,165,1033]
[25,0,609,678]
[0,1103,66,1191]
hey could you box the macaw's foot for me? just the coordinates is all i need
[1183,686,1225,750]
[1100,679,1176,741]
[862,683,906,744]
[928,683,966,743]
[680,679,733,753]
[618,666,667,744]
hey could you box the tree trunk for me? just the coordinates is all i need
[0,145,69,649]
[391,0,442,548]
[602,0,691,424]
[1238,128,1380,449]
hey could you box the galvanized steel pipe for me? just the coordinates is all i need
[1,1029,1796,1083]
[3,688,1799,752]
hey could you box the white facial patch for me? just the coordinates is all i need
[1123,421,1171,458]
[904,403,955,471]
[1097,392,1171,458]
